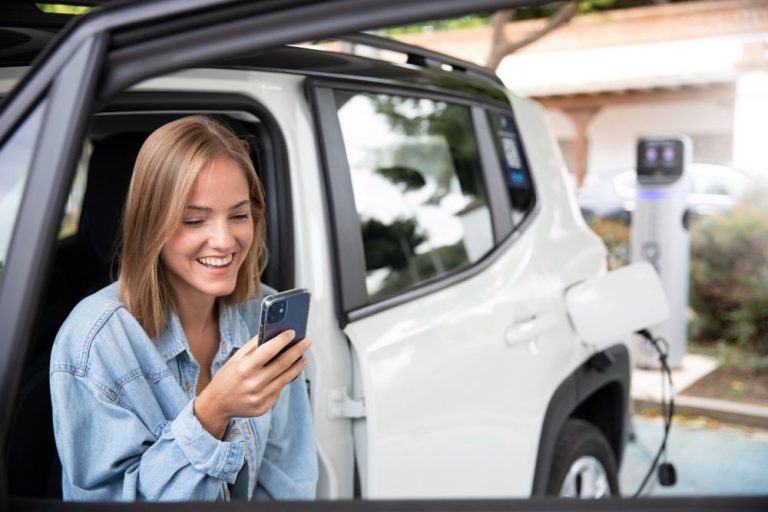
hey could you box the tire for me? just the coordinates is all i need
[546,418,619,498]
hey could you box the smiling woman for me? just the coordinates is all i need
[48,116,318,501]
[120,116,267,339]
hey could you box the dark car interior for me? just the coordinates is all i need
[3,106,288,499]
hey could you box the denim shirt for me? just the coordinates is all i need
[50,282,318,501]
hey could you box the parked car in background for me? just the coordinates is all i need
[578,163,752,224]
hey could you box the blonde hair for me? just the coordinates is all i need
[118,115,267,338]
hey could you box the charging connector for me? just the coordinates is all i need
[633,329,677,497]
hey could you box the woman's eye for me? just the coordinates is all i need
[231,213,250,221]
[182,219,204,226]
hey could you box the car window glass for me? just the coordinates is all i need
[690,166,746,197]
[487,111,535,226]
[0,101,47,276]
[335,90,494,302]
[614,171,637,198]
[58,141,91,239]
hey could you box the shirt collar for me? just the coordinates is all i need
[154,300,243,362]
[154,311,187,362]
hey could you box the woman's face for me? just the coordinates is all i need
[161,156,254,306]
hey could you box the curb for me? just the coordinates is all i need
[632,395,768,430]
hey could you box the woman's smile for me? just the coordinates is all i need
[197,254,234,268]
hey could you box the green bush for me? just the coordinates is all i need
[689,193,768,355]
[586,217,630,269]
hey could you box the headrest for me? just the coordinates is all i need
[80,132,147,264]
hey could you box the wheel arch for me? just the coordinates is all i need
[530,343,630,496]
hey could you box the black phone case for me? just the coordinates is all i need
[257,288,311,355]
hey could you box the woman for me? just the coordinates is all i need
[50,116,318,501]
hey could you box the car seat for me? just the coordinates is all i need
[5,132,146,499]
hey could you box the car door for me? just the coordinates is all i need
[310,80,567,498]
[0,2,555,504]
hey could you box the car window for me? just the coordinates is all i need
[689,165,747,197]
[0,101,46,276]
[58,141,91,240]
[335,90,494,302]
[613,170,637,199]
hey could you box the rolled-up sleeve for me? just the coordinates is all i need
[51,370,245,501]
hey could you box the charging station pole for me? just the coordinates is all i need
[631,135,692,369]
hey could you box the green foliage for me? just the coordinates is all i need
[361,218,426,272]
[586,187,768,356]
[36,3,90,14]
[383,1,706,36]
[384,1,616,35]
[586,217,630,269]
[715,341,768,372]
[689,196,768,355]
[577,0,618,14]
[385,15,491,35]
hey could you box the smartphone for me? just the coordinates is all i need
[257,288,311,357]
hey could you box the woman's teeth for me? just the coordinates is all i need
[197,255,233,267]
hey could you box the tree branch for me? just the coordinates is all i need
[487,0,580,70]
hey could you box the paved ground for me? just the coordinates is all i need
[620,415,768,497]
[631,353,717,403]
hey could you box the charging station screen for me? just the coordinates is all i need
[636,139,684,184]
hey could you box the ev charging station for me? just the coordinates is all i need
[631,135,692,369]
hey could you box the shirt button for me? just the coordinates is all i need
[184,383,191,391]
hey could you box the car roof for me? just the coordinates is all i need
[1,1,510,107]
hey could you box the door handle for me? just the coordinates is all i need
[505,312,558,346]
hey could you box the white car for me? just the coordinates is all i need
[0,0,666,505]
[579,163,752,224]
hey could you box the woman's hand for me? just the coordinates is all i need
[194,330,310,439]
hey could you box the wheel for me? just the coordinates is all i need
[546,418,619,498]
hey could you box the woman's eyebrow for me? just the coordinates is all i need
[186,200,250,212]
[229,200,250,210]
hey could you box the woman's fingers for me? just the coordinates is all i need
[267,337,311,371]
[235,332,262,359]
[248,329,297,363]
[262,354,307,398]
[214,332,311,418]
[245,355,307,416]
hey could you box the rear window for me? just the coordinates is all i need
[335,90,495,302]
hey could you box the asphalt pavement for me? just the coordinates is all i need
[620,415,768,497]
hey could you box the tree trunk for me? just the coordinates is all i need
[486,0,580,70]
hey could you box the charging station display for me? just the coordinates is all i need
[631,136,691,369]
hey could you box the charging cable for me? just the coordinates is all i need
[633,329,677,497]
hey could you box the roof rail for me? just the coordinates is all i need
[337,32,504,87]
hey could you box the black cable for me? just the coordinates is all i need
[632,329,675,498]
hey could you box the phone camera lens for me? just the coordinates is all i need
[269,300,287,323]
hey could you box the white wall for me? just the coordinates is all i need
[733,70,768,174]
[546,100,733,177]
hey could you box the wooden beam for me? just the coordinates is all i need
[533,83,736,111]
[562,107,600,189]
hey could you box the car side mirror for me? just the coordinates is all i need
[565,262,669,345]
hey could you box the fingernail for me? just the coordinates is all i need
[288,330,296,339]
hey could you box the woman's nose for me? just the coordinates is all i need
[209,219,236,250]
